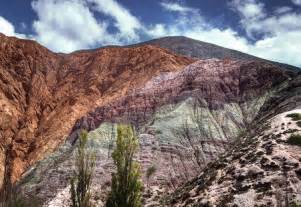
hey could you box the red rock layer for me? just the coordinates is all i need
[0,34,194,187]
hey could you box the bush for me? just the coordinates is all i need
[287,134,301,146]
[70,130,96,207]
[296,121,301,128]
[290,202,301,207]
[106,124,142,207]
[286,113,301,121]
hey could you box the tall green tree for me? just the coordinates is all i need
[106,124,142,207]
[70,130,95,207]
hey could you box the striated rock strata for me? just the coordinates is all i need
[0,33,300,206]
[18,59,296,206]
[0,33,193,188]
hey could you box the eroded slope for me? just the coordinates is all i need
[0,33,193,188]
[167,75,301,206]
[17,59,296,206]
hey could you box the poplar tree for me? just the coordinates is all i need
[70,130,95,207]
[106,124,142,207]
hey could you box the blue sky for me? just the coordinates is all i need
[0,0,301,67]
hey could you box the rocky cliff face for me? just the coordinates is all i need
[0,33,300,206]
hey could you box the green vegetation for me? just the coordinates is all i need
[287,134,301,146]
[286,113,301,121]
[296,121,301,128]
[146,165,157,187]
[70,130,96,207]
[106,125,142,207]
[290,202,301,207]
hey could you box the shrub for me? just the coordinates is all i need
[106,124,142,207]
[287,134,301,146]
[290,202,301,207]
[286,113,301,121]
[70,130,96,207]
[296,121,301,128]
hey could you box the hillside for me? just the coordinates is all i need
[0,33,300,206]
[0,33,193,188]
[166,59,301,206]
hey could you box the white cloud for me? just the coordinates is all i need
[152,1,206,36]
[247,12,301,36]
[0,16,15,36]
[0,16,27,38]
[231,0,265,20]
[87,0,142,42]
[30,0,142,52]
[231,0,301,36]
[274,6,292,15]
[292,0,301,6]
[160,2,198,13]
[249,31,301,66]
[31,0,115,53]
[222,0,301,66]
[229,0,266,37]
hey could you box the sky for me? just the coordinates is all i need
[0,0,301,67]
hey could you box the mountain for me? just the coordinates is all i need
[0,33,300,206]
[0,33,193,188]
[143,36,300,72]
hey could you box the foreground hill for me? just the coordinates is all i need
[166,70,301,206]
[0,33,300,206]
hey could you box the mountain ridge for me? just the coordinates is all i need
[143,36,300,72]
[2,33,297,72]
[68,35,300,72]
